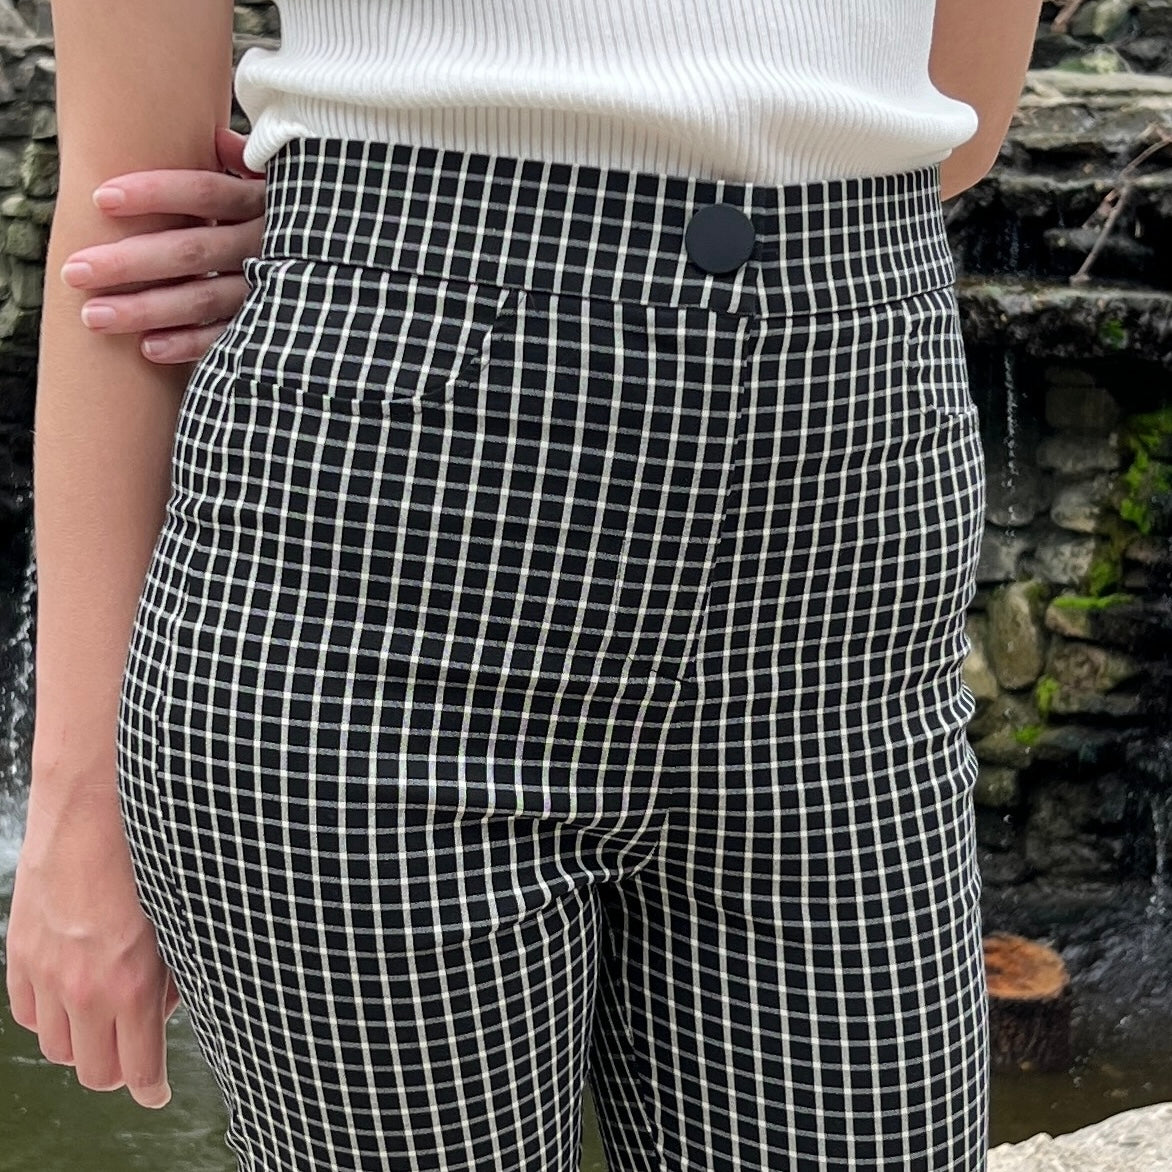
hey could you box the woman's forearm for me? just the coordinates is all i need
[933,0,1043,200]
[31,203,191,806]
[30,0,235,813]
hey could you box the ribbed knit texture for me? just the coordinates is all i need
[234,0,979,185]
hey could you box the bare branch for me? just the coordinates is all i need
[1052,0,1088,35]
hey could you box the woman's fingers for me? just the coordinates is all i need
[77,271,249,335]
[61,219,260,292]
[69,1002,124,1093]
[5,967,37,1033]
[139,319,238,365]
[215,125,265,179]
[90,164,265,225]
[163,971,182,1022]
[114,981,173,1109]
[32,992,75,1068]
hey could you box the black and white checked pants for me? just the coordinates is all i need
[116,138,989,1172]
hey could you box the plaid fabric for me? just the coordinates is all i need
[116,137,988,1172]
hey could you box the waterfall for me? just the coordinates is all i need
[0,548,34,878]
[1000,346,1023,540]
[1144,764,1172,933]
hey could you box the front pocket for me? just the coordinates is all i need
[899,285,978,425]
[230,258,522,416]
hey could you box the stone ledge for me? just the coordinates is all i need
[955,279,1172,364]
[1024,67,1172,100]
[989,1102,1172,1171]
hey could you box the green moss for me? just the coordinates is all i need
[1098,318,1129,350]
[1051,591,1135,609]
[1119,447,1172,536]
[1121,405,1172,455]
[1085,541,1122,596]
[1013,723,1045,746]
[1034,675,1061,722]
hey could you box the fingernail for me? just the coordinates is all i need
[142,337,169,358]
[92,185,125,209]
[60,261,93,286]
[80,303,116,328]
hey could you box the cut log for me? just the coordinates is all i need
[984,931,1074,1073]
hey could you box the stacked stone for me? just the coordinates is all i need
[0,3,53,553]
[1034,0,1172,74]
[963,364,1170,887]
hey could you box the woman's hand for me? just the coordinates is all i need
[58,125,265,365]
[5,784,183,1109]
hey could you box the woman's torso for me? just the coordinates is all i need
[234,0,979,184]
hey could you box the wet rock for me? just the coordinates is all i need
[1069,0,1136,41]
[1124,36,1172,71]
[963,614,1001,703]
[0,3,31,36]
[1058,45,1131,73]
[1044,382,1121,432]
[1049,472,1119,533]
[28,102,54,140]
[1122,565,1151,588]
[4,215,42,260]
[986,455,1049,526]
[1032,32,1085,69]
[1123,534,1171,564]
[988,580,1050,689]
[1047,640,1143,691]
[1024,784,1121,877]
[988,1102,1172,1171]
[8,259,41,308]
[1134,0,1172,36]
[1031,724,1118,764]
[1044,599,1095,639]
[977,525,1033,583]
[0,144,18,188]
[1025,528,1098,587]
[968,691,1039,742]
[1022,67,1172,96]
[975,766,1022,809]
[18,138,55,196]
[973,726,1037,769]
[1048,687,1143,717]
[978,847,1032,886]
[958,283,1172,367]
[1036,431,1125,474]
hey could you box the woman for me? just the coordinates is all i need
[9,2,1040,1169]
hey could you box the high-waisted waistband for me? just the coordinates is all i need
[257,136,956,318]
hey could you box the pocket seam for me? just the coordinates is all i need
[232,261,524,417]
[899,291,978,427]
[428,284,525,408]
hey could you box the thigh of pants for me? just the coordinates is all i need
[115,138,989,1171]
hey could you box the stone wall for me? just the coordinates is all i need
[0,0,1170,897]
[947,2,1172,902]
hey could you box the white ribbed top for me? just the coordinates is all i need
[234,0,979,185]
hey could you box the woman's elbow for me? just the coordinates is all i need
[939,137,1004,202]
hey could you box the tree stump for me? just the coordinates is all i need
[984,931,1074,1073]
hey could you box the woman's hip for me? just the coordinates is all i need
[160,136,981,694]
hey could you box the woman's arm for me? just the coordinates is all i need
[6,0,234,1108]
[931,0,1044,201]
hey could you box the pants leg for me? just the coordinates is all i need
[588,290,990,1171]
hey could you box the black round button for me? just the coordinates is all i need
[684,203,757,275]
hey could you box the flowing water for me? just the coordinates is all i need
[2,563,1170,1169]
